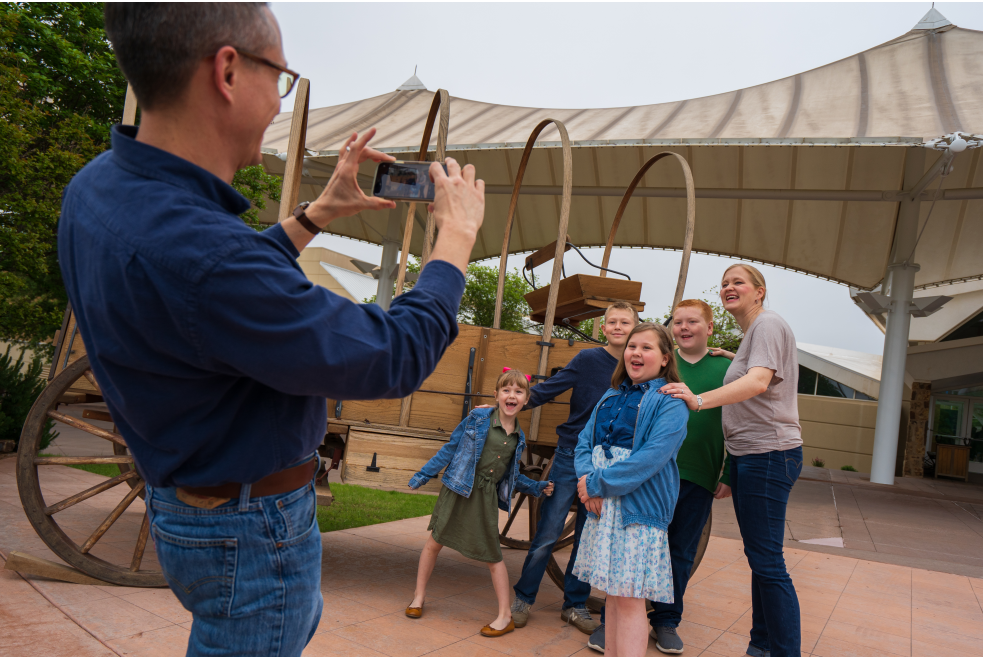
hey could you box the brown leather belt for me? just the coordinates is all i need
[181,457,317,500]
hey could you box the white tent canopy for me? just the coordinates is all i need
[261,17,983,293]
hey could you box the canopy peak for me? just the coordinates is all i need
[397,65,427,91]
[913,6,952,30]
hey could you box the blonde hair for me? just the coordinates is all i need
[674,299,713,324]
[723,263,767,305]
[603,301,639,325]
[496,369,531,395]
[611,323,681,389]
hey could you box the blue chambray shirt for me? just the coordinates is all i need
[593,380,651,456]
[58,126,465,489]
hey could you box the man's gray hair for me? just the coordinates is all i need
[104,3,279,111]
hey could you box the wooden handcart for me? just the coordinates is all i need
[16,82,710,596]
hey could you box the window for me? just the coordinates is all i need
[798,365,876,401]
[943,309,983,342]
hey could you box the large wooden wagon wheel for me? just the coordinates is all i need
[17,355,165,587]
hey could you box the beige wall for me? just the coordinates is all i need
[798,394,878,472]
[297,247,358,302]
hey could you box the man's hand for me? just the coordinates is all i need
[713,482,732,500]
[306,129,396,226]
[427,158,485,274]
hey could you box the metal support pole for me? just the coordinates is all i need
[870,148,926,485]
[376,206,402,311]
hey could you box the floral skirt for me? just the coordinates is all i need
[572,446,674,601]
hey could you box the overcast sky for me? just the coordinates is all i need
[270,2,983,356]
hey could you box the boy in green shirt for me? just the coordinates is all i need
[649,299,732,655]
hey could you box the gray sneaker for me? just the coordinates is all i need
[561,606,600,635]
[587,624,605,652]
[650,625,684,654]
[745,643,771,657]
[510,598,530,628]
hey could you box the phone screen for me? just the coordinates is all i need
[372,161,448,202]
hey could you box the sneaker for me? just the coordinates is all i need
[745,643,771,657]
[587,624,605,652]
[510,598,530,628]
[561,605,600,635]
[650,625,684,654]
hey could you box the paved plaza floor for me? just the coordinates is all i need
[2,451,983,656]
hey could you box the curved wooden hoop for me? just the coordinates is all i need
[394,89,450,297]
[492,120,573,330]
[492,119,572,443]
[592,152,696,338]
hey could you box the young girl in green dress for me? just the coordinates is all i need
[407,369,554,637]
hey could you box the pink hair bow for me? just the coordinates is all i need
[502,367,532,382]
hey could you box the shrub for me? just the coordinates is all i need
[841,465,858,472]
[0,344,57,450]
[811,457,826,468]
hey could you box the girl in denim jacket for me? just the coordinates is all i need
[573,323,689,656]
[407,369,554,637]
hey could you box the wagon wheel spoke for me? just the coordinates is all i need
[80,480,145,554]
[35,455,133,466]
[47,411,126,448]
[44,470,139,515]
[130,513,151,572]
[82,369,101,393]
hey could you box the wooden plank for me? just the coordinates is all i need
[48,411,126,447]
[325,420,447,441]
[525,236,571,270]
[82,409,113,423]
[278,78,310,221]
[345,467,442,493]
[4,551,108,586]
[326,423,348,435]
[339,398,402,426]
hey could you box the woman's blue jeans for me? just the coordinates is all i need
[730,446,803,658]
[513,447,592,609]
[145,459,323,657]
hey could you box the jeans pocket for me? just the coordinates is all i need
[152,524,237,617]
[273,484,316,546]
[784,455,804,484]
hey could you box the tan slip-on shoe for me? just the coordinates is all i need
[405,603,423,619]
[480,620,515,637]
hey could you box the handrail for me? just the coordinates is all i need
[394,89,450,297]
[593,152,696,338]
[492,119,573,443]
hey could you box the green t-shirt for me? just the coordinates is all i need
[675,349,731,493]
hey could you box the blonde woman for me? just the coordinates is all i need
[661,264,803,657]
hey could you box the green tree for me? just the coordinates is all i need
[0,3,126,352]
[0,345,57,450]
[232,165,282,231]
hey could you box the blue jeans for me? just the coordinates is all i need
[513,448,591,609]
[145,459,323,657]
[730,446,803,657]
[648,478,714,628]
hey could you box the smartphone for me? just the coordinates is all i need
[372,161,448,202]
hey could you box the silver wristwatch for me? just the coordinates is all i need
[696,395,704,412]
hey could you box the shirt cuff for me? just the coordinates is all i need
[414,259,466,303]
[586,472,602,499]
[263,223,300,259]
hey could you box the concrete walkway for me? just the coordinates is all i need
[3,455,983,656]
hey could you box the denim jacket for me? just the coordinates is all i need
[575,378,689,531]
[409,407,548,512]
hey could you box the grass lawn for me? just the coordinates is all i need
[38,456,433,534]
[316,483,435,533]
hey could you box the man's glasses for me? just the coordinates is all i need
[237,49,300,98]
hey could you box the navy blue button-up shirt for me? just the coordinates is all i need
[593,380,651,456]
[58,126,465,488]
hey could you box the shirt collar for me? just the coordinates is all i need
[619,377,667,392]
[110,125,251,216]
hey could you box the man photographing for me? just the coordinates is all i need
[59,4,484,655]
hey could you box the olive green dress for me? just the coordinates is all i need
[428,410,519,563]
